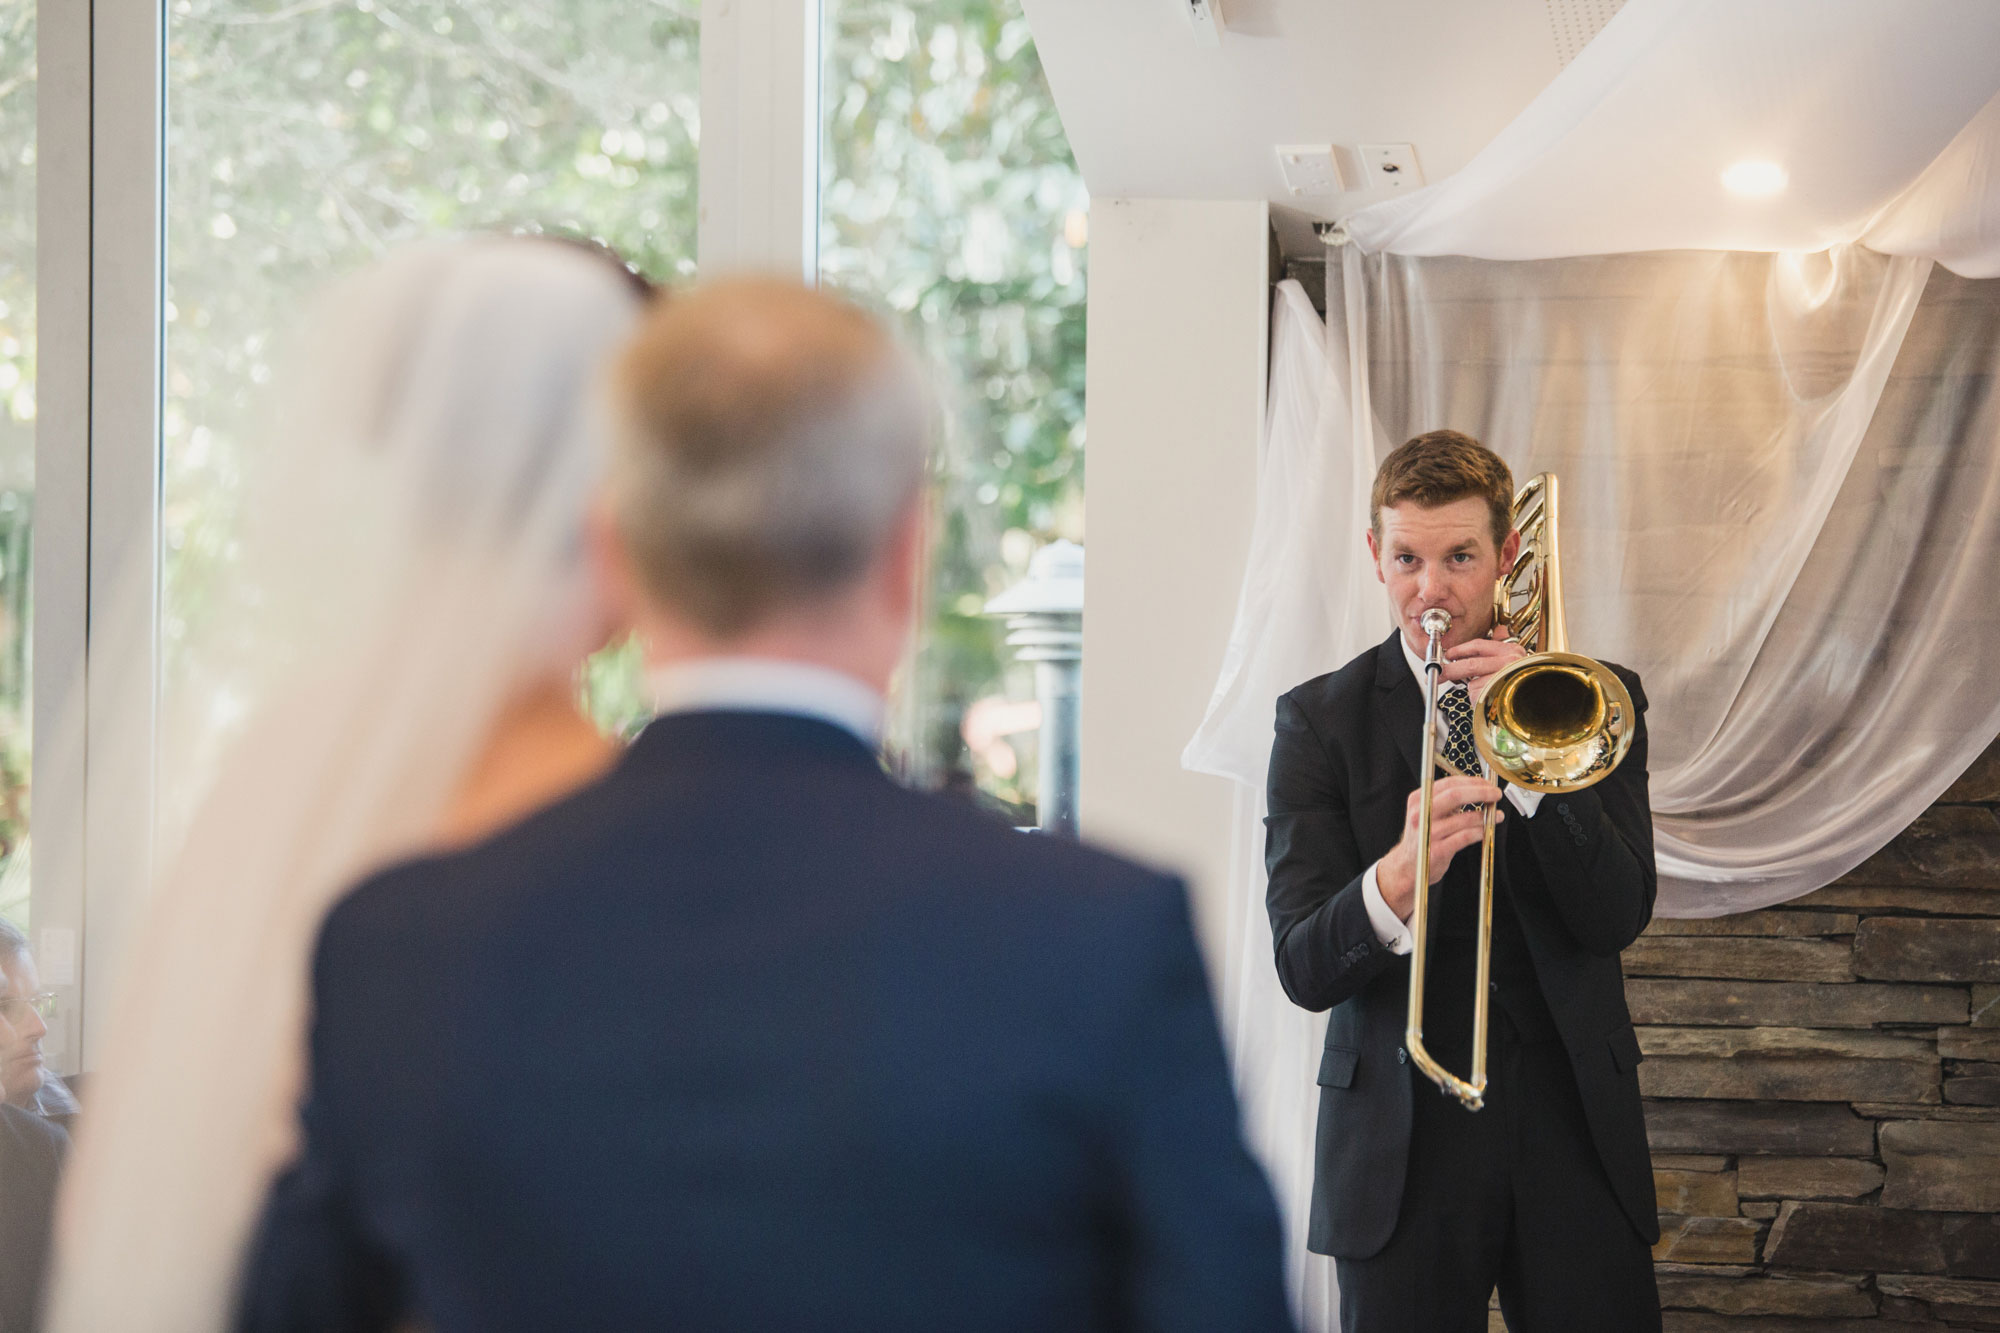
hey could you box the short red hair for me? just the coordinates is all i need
[1370,429,1514,548]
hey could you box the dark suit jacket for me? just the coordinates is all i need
[239,711,1292,1333]
[1265,631,1658,1258]
[0,1104,67,1333]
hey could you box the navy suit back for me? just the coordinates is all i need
[242,711,1291,1333]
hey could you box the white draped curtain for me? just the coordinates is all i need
[1195,247,2000,914]
[1185,0,2000,1320]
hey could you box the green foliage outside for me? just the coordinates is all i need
[0,3,32,927]
[162,0,704,711]
[0,0,1086,928]
[823,0,1086,816]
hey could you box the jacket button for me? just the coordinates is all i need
[1397,1046,1408,1065]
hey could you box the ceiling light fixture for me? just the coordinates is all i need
[1722,160,1789,197]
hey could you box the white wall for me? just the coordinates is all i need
[1080,198,1269,968]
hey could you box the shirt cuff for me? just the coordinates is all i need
[1506,785,1543,817]
[1362,861,1414,956]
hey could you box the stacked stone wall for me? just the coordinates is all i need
[1628,740,2000,1330]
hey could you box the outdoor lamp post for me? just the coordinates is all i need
[984,540,1084,837]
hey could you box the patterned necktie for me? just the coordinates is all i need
[1437,683,1483,779]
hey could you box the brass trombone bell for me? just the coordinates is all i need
[1470,471,1635,792]
[1474,652,1634,793]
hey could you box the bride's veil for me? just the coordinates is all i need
[45,237,647,1332]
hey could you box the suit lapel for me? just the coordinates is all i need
[1374,630,1428,786]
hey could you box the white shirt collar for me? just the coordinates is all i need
[1392,630,1545,813]
[1397,631,1453,693]
[644,657,885,745]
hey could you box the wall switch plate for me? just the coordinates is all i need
[1275,144,1345,196]
[1358,143,1424,191]
[38,927,75,986]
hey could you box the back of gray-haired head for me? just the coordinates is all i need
[609,278,931,636]
[0,915,25,960]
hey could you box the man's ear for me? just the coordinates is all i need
[879,492,930,624]
[1365,527,1386,586]
[1499,527,1522,571]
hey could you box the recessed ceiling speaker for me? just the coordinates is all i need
[1544,0,1625,67]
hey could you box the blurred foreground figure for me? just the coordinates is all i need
[239,278,1293,1333]
[0,957,66,1333]
[0,921,73,1131]
[46,238,649,1333]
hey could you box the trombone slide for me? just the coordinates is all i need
[1405,610,1491,1112]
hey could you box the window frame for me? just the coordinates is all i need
[33,0,825,1069]
[32,0,164,1070]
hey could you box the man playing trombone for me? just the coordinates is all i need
[1265,430,1661,1331]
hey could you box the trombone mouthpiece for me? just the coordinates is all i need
[1421,608,1452,637]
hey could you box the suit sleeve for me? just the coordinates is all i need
[1106,878,1295,1333]
[1515,670,1657,956]
[1264,690,1398,1012]
[0,1107,66,1333]
[235,915,409,1333]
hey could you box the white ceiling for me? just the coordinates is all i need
[1017,0,1594,254]
[1333,0,2000,263]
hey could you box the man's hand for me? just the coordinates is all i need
[1375,776,1502,921]
[1441,624,1527,705]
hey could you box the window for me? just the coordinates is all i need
[162,0,701,727]
[0,2,31,928]
[39,0,1094,1055]
[820,0,1086,822]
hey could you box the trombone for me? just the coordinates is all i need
[1405,473,1636,1111]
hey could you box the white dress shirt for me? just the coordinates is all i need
[645,656,886,745]
[1360,634,1544,955]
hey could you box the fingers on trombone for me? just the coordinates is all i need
[1434,776,1502,807]
[1440,826,1488,856]
[1444,638,1512,663]
[1432,812,1501,846]
[1432,809,1496,842]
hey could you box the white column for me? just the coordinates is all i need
[698,0,821,281]
[83,0,164,1065]
[1079,198,1270,971]
[38,0,163,1068]
[32,0,93,1073]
